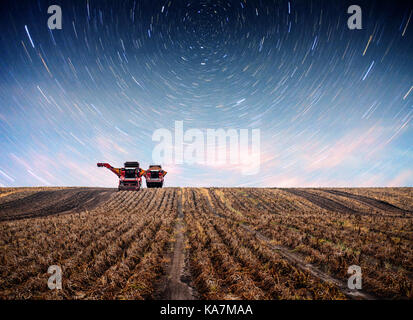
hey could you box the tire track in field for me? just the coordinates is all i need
[161,188,195,300]
[207,188,376,300]
[321,189,412,217]
[237,224,375,300]
[282,188,361,216]
[228,189,413,271]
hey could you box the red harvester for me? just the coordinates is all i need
[145,165,167,188]
[97,161,145,191]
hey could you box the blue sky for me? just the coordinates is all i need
[0,0,412,187]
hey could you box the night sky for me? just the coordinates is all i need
[0,0,412,188]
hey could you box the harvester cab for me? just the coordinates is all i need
[97,161,145,191]
[144,165,167,188]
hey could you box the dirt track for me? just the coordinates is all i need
[160,189,195,300]
[0,187,411,300]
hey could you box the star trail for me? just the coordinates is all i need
[0,0,412,187]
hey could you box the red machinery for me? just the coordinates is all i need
[145,165,167,188]
[97,161,145,191]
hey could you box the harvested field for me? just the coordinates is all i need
[0,187,115,221]
[0,187,412,300]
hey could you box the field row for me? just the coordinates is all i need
[196,187,412,298]
[0,188,177,299]
[0,187,411,299]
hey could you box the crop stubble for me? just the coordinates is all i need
[0,186,411,299]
